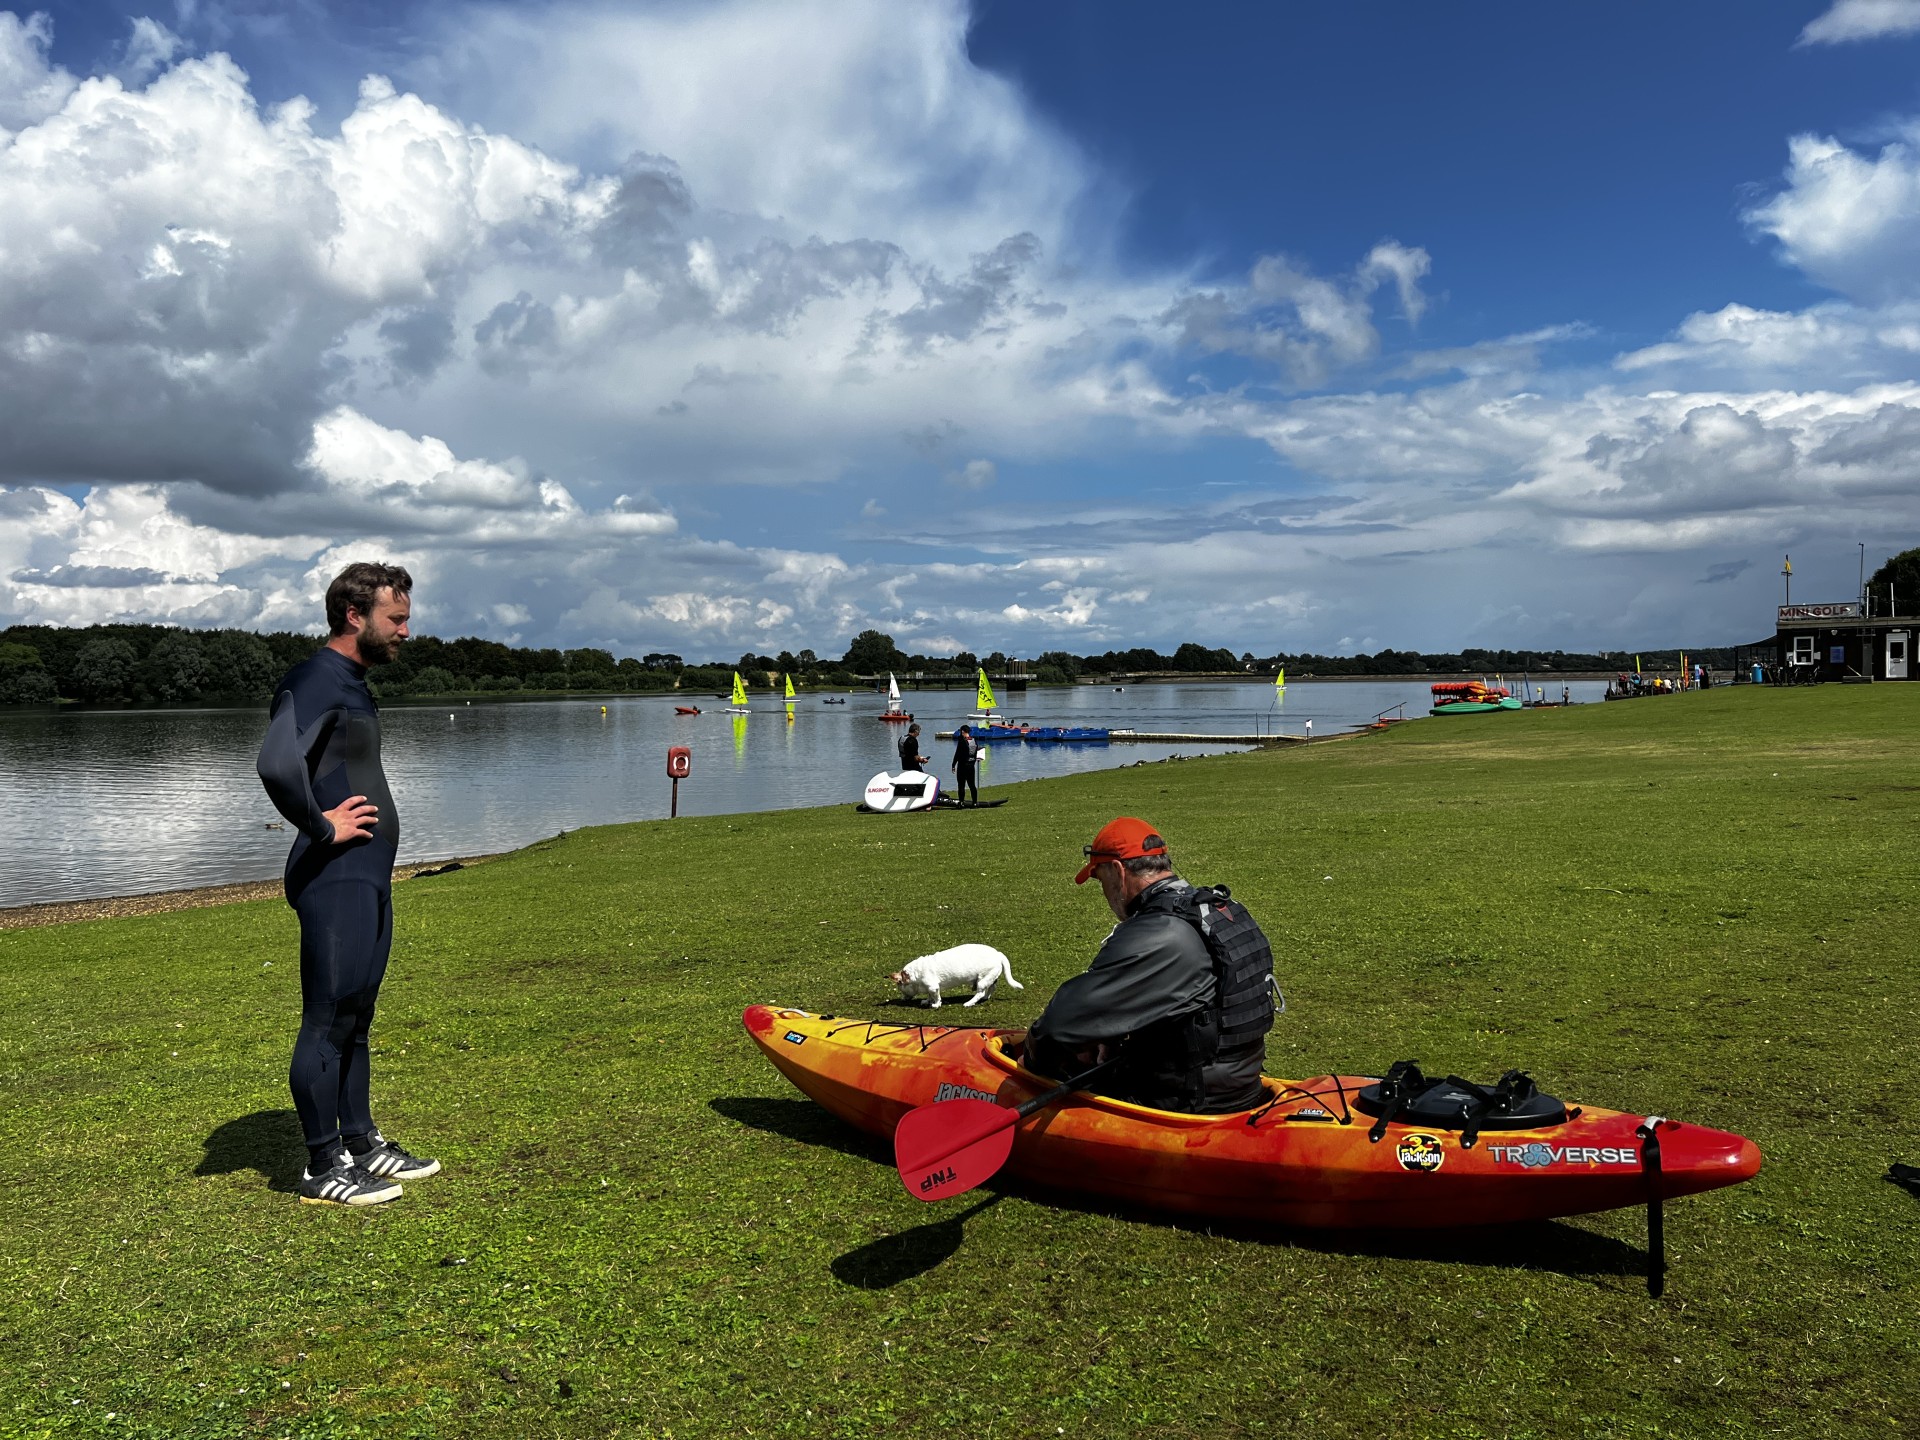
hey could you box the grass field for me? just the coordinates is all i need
[2,684,1917,1439]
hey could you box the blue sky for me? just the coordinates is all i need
[3,1,1918,656]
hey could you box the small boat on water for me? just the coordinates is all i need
[823,698,847,705]
[879,672,913,722]
[674,705,701,715]
[1023,726,1111,743]
[726,672,752,715]
[968,668,998,724]
[974,722,1031,741]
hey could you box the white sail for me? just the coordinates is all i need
[887,673,900,701]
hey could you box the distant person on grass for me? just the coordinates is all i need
[951,723,980,805]
[257,561,441,1207]
[1022,818,1275,1114]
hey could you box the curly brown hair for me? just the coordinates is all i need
[325,561,413,634]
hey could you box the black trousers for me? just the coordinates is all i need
[954,763,978,802]
[289,880,392,1162]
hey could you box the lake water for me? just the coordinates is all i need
[0,678,1609,907]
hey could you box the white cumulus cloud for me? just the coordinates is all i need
[1746,123,1920,303]
[1799,0,1920,45]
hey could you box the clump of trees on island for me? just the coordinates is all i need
[0,620,1765,707]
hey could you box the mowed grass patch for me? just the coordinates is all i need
[1,684,1917,1439]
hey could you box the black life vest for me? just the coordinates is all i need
[1108,882,1277,1113]
[1181,883,1281,1047]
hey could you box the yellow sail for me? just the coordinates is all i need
[976,667,996,712]
[783,673,796,701]
[1275,667,1285,691]
[730,672,749,707]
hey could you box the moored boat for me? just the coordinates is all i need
[1023,726,1111,742]
[1430,680,1520,716]
[742,1005,1761,1230]
[974,723,1030,741]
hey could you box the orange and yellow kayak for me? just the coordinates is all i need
[743,1005,1762,1229]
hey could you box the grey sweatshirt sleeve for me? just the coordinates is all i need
[1028,914,1215,1049]
[256,690,337,842]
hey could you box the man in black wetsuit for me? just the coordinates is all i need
[257,561,440,1206]
[950,724,980,805]
[1023,817,1273,1114]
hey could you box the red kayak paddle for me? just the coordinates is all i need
[893,1051,1124,1202]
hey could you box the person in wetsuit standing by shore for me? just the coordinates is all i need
[257,561,440,1206]
[898,722,928,773]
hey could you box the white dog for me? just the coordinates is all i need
[890,944,1023,1008]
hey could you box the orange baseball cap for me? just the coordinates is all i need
[1074,816,1168,884]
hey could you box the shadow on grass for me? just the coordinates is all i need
[198,1109,306,1193]
[832,1195,1004,1289]
[710,1096,890,1164]
[712,1095,1654,1287]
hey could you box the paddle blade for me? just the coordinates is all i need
[894,1098,1016,1202]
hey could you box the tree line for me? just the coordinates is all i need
[0,621,1767,707]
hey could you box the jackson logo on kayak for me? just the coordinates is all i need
[1396,1134,1444,1173]
[1488,1142,1638,1167]
[934,1082,998,1104]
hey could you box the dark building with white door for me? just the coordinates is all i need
[1771,602,1913,681]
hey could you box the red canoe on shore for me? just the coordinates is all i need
[742,1005,1762,1230]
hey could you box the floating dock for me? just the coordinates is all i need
[934,729,1303,745]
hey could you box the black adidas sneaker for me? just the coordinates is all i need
[299,1152,401,1207]
[352,1131,441,1181]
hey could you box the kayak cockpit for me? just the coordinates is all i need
[978,1032,1294,1126]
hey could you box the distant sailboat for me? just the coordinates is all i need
[1275,667,1286,692]
[727,672,751,714]
[969,667,998,721]
[783,672,797,721]
[879,671,912,722]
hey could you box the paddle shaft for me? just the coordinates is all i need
[1014,1050,1127,1121]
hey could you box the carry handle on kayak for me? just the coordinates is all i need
[894,1049,1127,1203]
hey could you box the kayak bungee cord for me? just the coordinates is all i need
[1246,1076,1355,1129]
[823,1018,996,1054]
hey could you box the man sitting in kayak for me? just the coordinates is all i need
[1022,817,1273,1114]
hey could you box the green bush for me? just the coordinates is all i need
[408,665,459,695]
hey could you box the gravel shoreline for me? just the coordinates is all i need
[0,855,500,932]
